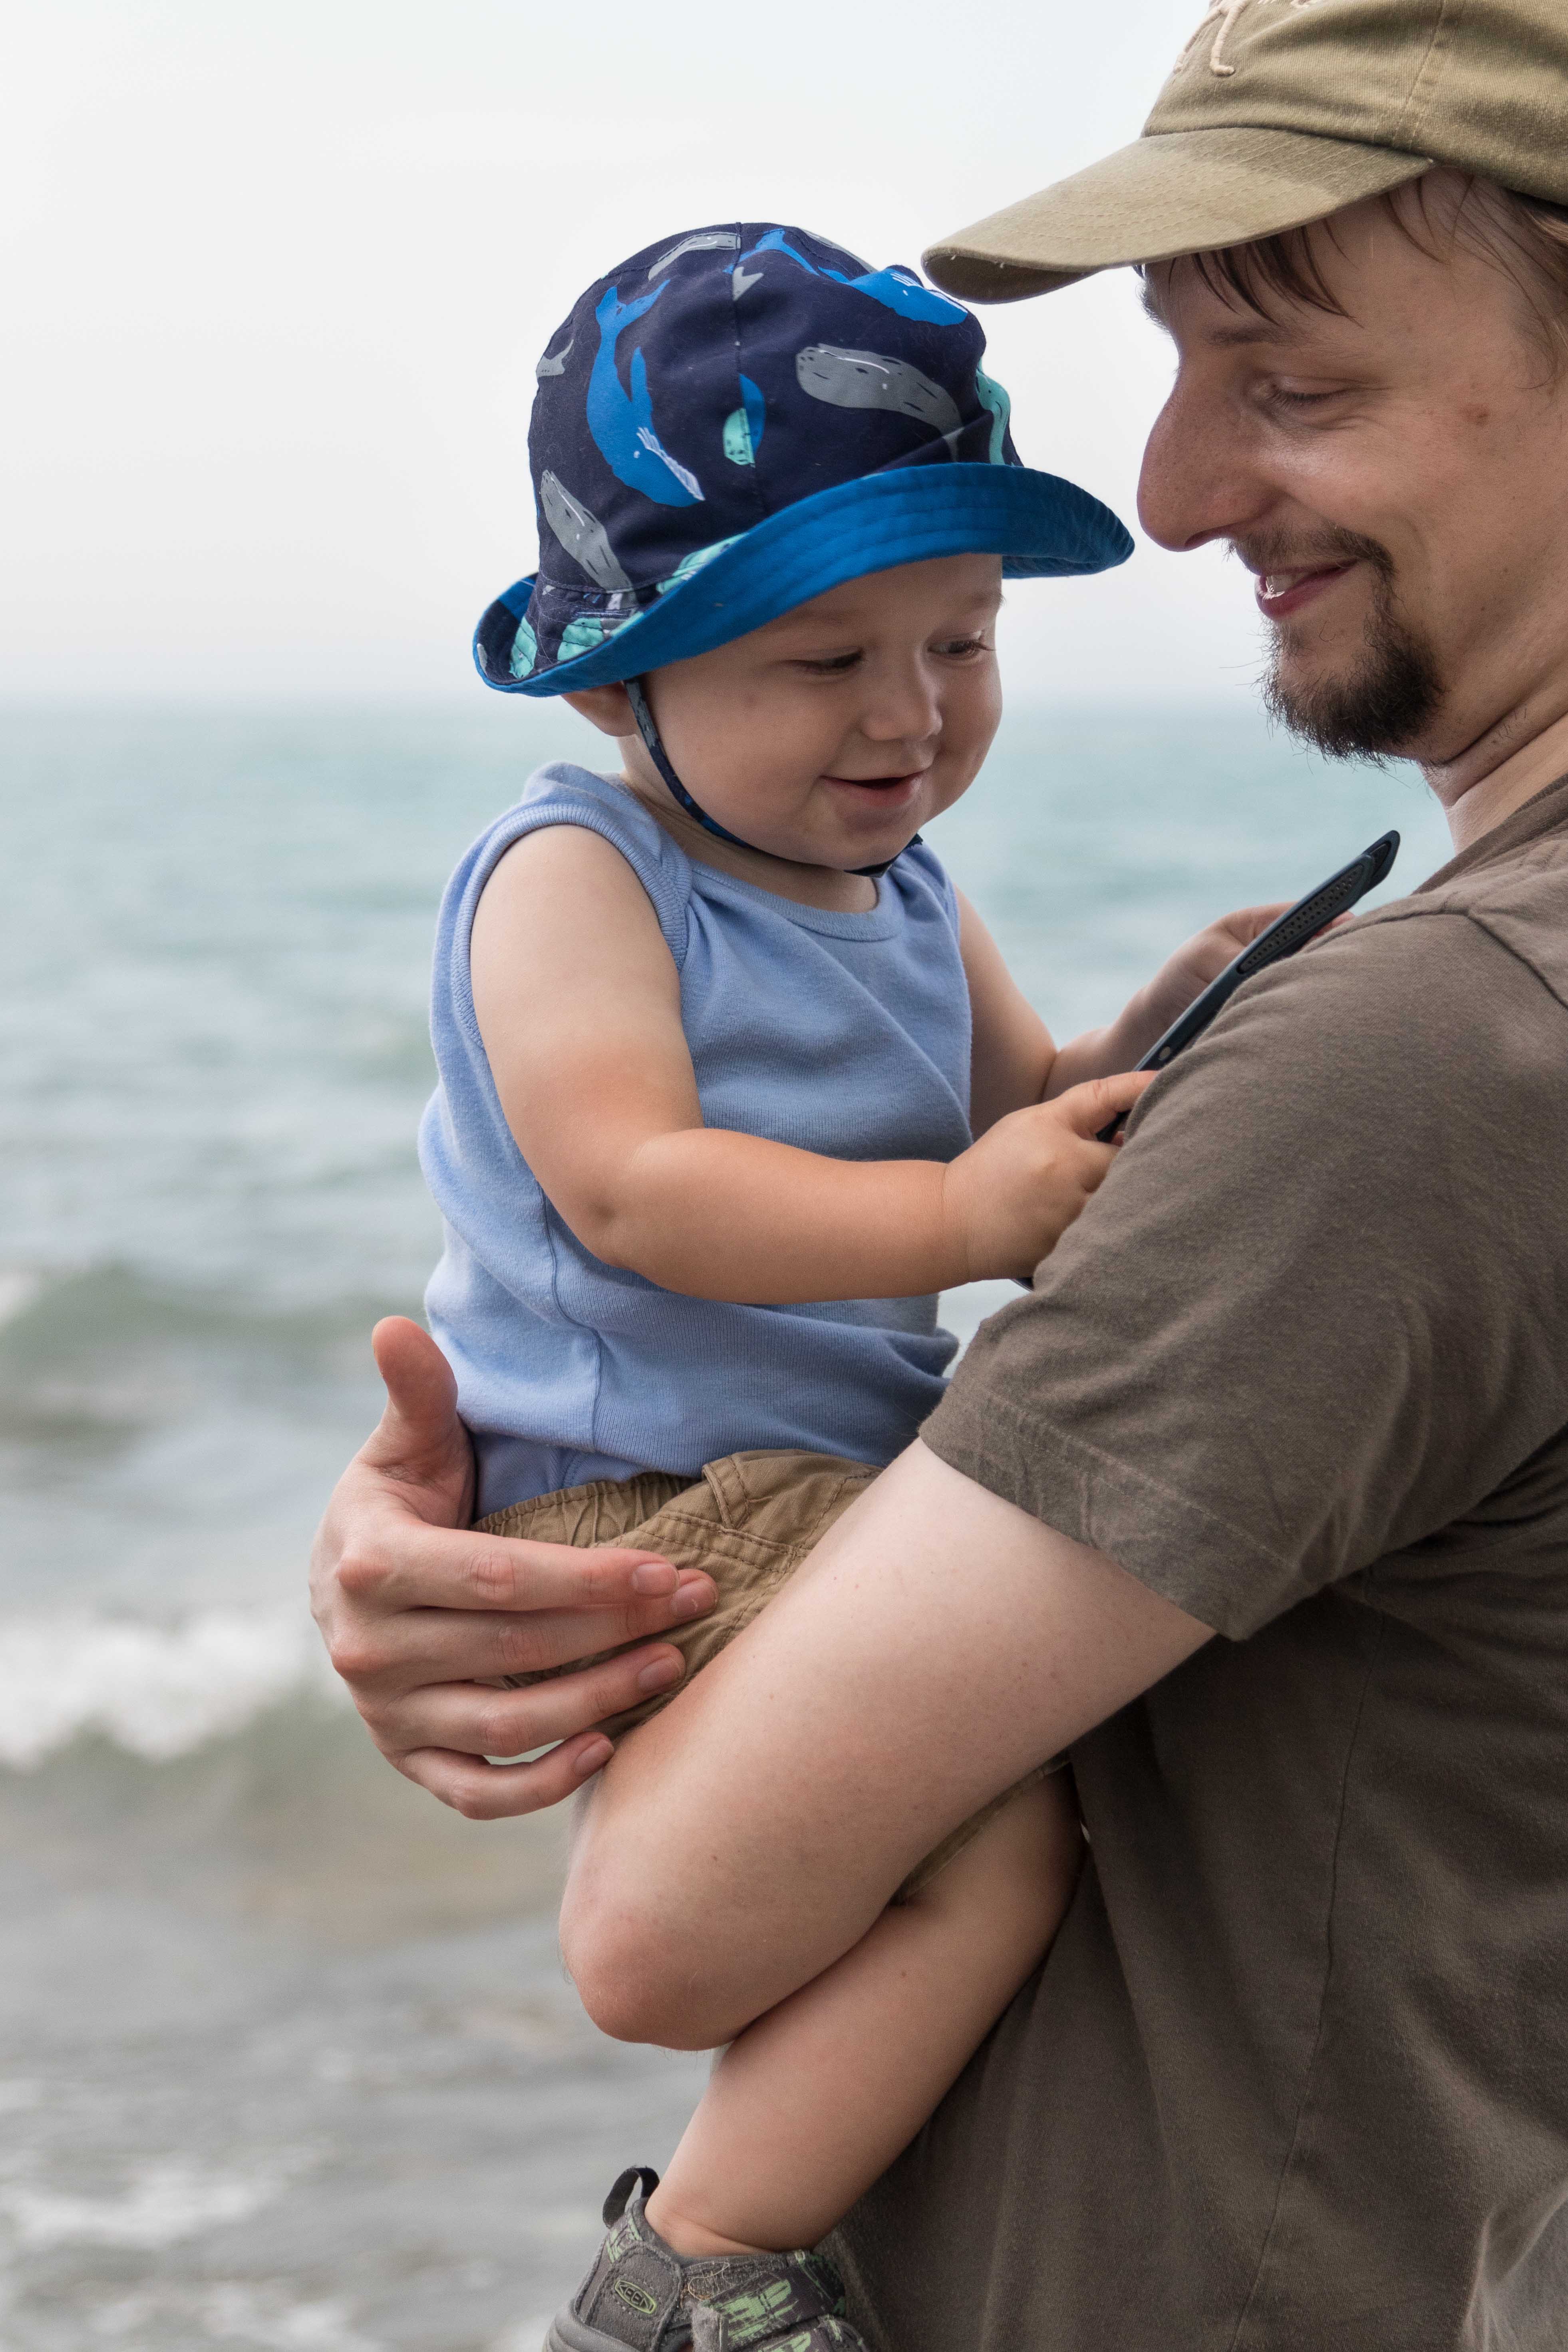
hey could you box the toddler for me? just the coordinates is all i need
[421,222,1278,2350]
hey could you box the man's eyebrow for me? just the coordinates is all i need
[1140,273,1325,348]
[1199,319,1296,348]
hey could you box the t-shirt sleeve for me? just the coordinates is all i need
[922,907,1568,1638]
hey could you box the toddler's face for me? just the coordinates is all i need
[572,553,1004,873]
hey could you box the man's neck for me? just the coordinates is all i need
[1422,702,1568,855]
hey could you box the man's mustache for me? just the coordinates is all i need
[1228,526,1395,584]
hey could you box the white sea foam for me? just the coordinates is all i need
[491,2321,558,2352]
[0,1268,44,1328]
[193,2284,384,2350]
[0,2161,280,2249]
[0,1607,343,1769]
[46,2282,385,2350]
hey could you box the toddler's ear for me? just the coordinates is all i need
[562,684,637,739]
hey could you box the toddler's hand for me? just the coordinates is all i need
[941,1072,1154,1283]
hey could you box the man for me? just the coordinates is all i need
[312,2,1568,2341]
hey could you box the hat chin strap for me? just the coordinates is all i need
[624,678,907,881]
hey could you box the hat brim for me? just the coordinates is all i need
[475,461,1132,696]
[923,126,1433,302]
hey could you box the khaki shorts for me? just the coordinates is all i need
[478,1446,1050,1899]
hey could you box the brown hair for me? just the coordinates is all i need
[1163,172,1568,364]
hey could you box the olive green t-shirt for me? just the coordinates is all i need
[837,779,1568,2351]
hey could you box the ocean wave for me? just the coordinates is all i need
[0,1613,571,1940]
[0,1257,407,1366]
[0,1606,343,1769]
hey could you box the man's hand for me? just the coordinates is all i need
[308,1317,716,1818]
[1133,901,1293,1047]
[1041,903,1296,1101]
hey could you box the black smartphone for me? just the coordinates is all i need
[1093,828,1401,1144]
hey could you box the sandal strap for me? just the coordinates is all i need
[603,2167,663,2227]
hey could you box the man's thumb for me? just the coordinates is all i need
[364,1316,458,1467]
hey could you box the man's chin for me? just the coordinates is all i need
[1264,632,1443,763]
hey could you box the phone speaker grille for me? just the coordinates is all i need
[1235,870,1364,976]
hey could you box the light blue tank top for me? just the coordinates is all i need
[420,763,972,1517]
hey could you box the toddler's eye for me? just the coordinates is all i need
[795,650,863,675]
[935,635,990,658]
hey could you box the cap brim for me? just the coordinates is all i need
[924,126,1433,302]
[475,461,1133,696]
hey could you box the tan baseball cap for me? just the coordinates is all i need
[925,0,1568,302]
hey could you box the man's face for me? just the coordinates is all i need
[1138,183,1568,765]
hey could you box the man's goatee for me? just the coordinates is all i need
[1264,586,1443,761]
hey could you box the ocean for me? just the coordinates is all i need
[0,698,1447,2350]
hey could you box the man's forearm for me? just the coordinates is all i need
[559,1439,1211,2050]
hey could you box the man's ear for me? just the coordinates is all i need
[562,684,636,739]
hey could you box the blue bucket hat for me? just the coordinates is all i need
[475,221,1133,700]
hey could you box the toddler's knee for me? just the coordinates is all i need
[558,1879,732,2051]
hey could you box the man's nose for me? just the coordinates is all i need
[1137,373,1270,555]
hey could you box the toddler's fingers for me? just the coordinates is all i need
[1052,1070,1157,1140]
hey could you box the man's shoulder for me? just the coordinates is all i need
[1276,839,1568,1053]
[1137,869,1568,1179]
[1394,818,1568,1020]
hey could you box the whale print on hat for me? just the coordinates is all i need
[475,220,1133,696]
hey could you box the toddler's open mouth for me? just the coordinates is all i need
[822,770,927,801]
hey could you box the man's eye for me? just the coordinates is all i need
[1265,385,1341,413]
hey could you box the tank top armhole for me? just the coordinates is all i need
[436,767,692,1071]
[465,765,692,966]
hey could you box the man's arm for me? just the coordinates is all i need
[559,1437,1210,2051]
[560,907,1568,2047]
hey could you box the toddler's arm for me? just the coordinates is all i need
[470,827,1147,1303]
[959,888,1293,1129]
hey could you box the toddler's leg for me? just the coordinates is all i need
[644,1769,1080,2258]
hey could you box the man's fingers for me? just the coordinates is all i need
[382,1644,688,1758]
[1224,899,1293,943]
[362,1317,463,1479]
[329,1573,716,1693]
[395,1733,616,1821]
[339,1513,688,1615]
[1054,1070,1158,1139]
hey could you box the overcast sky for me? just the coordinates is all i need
[5,0,1271,704]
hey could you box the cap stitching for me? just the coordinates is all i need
[1172,0,1326,84]
[1385,0,1457,153]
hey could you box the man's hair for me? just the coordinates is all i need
[1167,172,1568,366]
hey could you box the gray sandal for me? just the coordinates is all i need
[545,2167,868,2352]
